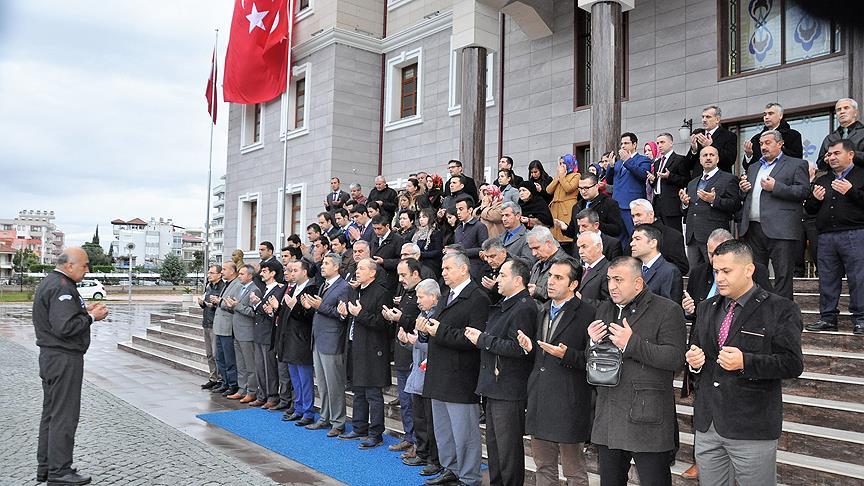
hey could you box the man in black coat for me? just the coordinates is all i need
[629,199,690,276]
[686,240,803,485]
[562,173,623,238]
[647,133,691,234]
[443,159,479,202]
[198,264,226,390]
[249,260,288,408]
[575,231,610,308]
[478,238,509,306]
[277,260,319,424]
[324,177,351,213]
[680,146,741,268]
[683,105,738,175]
[817,98,864,171]
[417,252,490,486]
[256,241,285,289]
[631,224,683,304]
[464,259,538,486]
[368,176,399,221]
[741,104,803,171]
[336,259,392,449]
[454,195,489,282]
[369,215,404,295]
[519,257,596,486]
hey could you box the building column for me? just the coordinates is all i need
[850,27,864,107]
[579,0,632,160]
[460,46,488,183]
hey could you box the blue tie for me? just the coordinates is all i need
[550,304,561,322]
[642,265,649,276]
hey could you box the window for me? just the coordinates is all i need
[574,9,628,108]
[448,46,495,116]
[384,48,423,131]
[248,201,257,251]
[240,103,264,152]
[290,194,302,237]
[572,143,592,174]
[238,193,261,252]
[298,0,309,9]
[722,0,840,77]
[280,63,310,140]
[296,0,314,21]
[726,108,834,173]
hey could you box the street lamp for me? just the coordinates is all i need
[125,242,135,306]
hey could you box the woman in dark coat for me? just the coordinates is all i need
[528,160,554,204]
[517,181,554,228]
[414,208,443,275]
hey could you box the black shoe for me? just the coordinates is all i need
[282,413,302,422]
[285,407,295,415]
[805,320,838,332]
[222,386,239,397]
[854,323,864,336]
[295,417,315,427]
[37,468,78,483]
[338,430,366,440]
[359,436,383,449]
[270,401,290,411]
[201,380,220,390]
[211,384,228,393]
[420,464,443,477]
[46,471,91,486]
[424,470,458,485]
[403,456,425,466]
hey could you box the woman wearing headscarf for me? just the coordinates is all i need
[517,181,554,229]
[546,154,581,251]
[477,184,504,239]
[528,160,554,204]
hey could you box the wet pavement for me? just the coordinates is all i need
[0,303,341,486]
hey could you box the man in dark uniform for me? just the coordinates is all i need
[33,247,108,485]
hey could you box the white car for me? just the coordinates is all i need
[76,279,107,300]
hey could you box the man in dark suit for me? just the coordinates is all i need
[519,258,596,486]
[647,133,691,234]
[737,130,810,300]
[256,241,285,289]
[631,224,683,304]
[742,103,803,171]
[302,253,351,437]
[680,146,741,268]
[817,98,864,171]
[416,252,490,486]
[369,215,404,294]
[454,195,489,282]
[686,240,803,485]
[443,159,479,203]
[629,199,689,276]
[587,257,687,486]
[562,209,622,263]
[249,260,288,408]
[336,259,392,449]
[348,204,375,244]
[563,173,623,238]
[464,259,538,486]
[601,132,653,242]
[368,176,399,221]
[478,238,509,306]
[494,155,525,189]
[318,211,342,241]
[324,177,351,213]
[682,229,773,321]
[277,260,319,424]
[683,105,738,174]
[575,231,610,307]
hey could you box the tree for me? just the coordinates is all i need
[82,226,111,267]
[13,249,39,272]
[188,250,205,272]
[159,254,187,285]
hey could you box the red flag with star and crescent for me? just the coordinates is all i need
[205,48,218,123]
[223,0,292,104]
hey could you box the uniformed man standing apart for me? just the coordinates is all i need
[34,247,108,485]
[686,240,803,485]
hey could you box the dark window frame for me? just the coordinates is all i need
[400,62,418,119]
[248,201,258,251]
[294,78,306,129]
[573,9,628,110]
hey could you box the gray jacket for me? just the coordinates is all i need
[232,282,259,342]
[213,278,243,337]
[499,225,536,266]
[403,340,428,396]
[738,154,809,241]
[529,248,569,302]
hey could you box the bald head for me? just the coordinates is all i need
[56,247,90,282]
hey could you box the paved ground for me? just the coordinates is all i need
[0,303,341,486]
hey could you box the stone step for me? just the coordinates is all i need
[792,278,848,294]
[160,319,205,338]
[174,312,204,325]
[117,341,208,377]
[188,306,204,316]
[784,371,864,403]
[793,292,849,310]
[685,323,863,352]
[130,335,208,364]
[146,326,206,348]
[802,348,864,378]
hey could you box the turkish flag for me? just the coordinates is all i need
[223,0,292,104]
[205,48,218,123]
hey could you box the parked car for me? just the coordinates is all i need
[76,279,107,300]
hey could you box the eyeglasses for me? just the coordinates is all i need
[578,184,597,191]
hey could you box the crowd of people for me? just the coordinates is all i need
[195,97,864,486]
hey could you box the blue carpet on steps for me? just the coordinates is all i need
[197,408,429,485]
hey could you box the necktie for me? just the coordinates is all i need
[333,192,338,202]
[585,200,591,208]
[581,265,592,286]
[319,281,330,297]
[706,131,713,141]
[717,300,738,347]
[698,173,710,191]
[549,304,561,323]
[641,265,649,276]
[379,237,384,247]
[842,127,849,139]
[447,290,456,305]
[503,231,512,244]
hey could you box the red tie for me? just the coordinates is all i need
[717,301,738,347]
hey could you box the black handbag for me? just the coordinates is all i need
[586,338,622,387]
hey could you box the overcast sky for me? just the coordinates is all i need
[0,1,235,245]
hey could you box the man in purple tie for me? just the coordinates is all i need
[686,240,803,486]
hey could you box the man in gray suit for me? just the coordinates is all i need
[302,253,351,437]
[211,262,242,397]
[226,264,260,402]
[498,202,536,265]
[737,130,810,299]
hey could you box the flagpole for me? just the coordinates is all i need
[204,28,218,286]
[279,0,294,247]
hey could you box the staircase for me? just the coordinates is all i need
[118,278,864,485]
